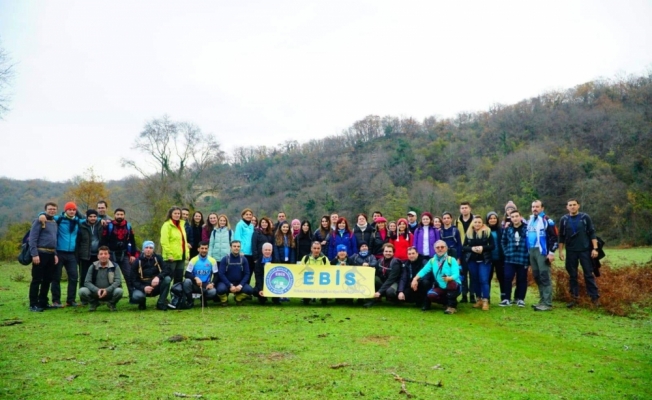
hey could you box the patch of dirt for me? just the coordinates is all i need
[359,335,394,346]
[255,352,293,362]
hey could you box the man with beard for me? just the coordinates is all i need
[102,208,139,301]
[364,243,402,308]
[398,247,430,308]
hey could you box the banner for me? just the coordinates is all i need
[262,263,376,298]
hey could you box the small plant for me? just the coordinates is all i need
[9,272,26,282]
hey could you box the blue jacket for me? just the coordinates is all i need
[53,213,85,253]
[418,254,461,289]
[218,253,251,286]
[440,226,462,259]
[233,220,255,256]
[327,230,358,260]
[526,212,558,256]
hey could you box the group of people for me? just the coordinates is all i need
[26,198,601,314]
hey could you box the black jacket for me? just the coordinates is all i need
[377,257,402,295]
[76,221,103,260]
[398,257,428,293]
[130,254,169,291]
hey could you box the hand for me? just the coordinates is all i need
[100,219,108,226]
[258,290,264,297]
[559,252,565,261]
[374,292,380,298]
[398,292,405,301]
[410,280,418,291]
[32,256,40,265]
[362,263,369,266]
[235,285,243,293]
[151,277,159,287]
[144,286,153,294]
[38,215,46,223]
[229,285,237,293]
[547,254,555,262]
[444,276,452,282]
[129,256,135,263]
[54,255,59,265]
[591,249,598,259]
[206,283,214,290]
[187,244,192,249]
[97,289,107,299]
[195,277,202,287]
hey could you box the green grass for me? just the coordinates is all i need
[603,247,652,267]
[1,260,651,400]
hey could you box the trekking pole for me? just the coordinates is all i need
[200,285,205,315]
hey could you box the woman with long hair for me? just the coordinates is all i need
[209,214,232,262]
[314,215,331,247]
[160,206,190,284]
[189,211,204,259]
[233,208,256,272]
[327,217,358,260]
[296,220,314,261]
[486,211,505,303]
[413,212,440,261]
[273,221,296,264]
[370,217,390,259]
[390,218,413,262]
[202,213,219,243]
[252,216,274,263]
[462,215,495,310]
[353,213,374,251]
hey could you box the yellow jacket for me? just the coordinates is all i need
[160,219,189,261]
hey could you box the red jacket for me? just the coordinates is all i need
[390,232,413,262]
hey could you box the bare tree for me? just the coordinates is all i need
[0,39,15,119]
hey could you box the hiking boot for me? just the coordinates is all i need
[88,303,98,312]
[444,307,457,314]
[516,300,525,308]
[470,295,476,303]
[482,299,489,311]
[363,300,376,308]
[473,298,483,308]
[421,302,431,312]
[534,304,552,312]
[107,303,117,312]
[460,296,468,303]
[29,305,44,312]
[65,301,79,307]
[156,303,168,311]
[591,297,600,307]
[49,302,63,309]
[499,299,511,307]
[138,302,147,310]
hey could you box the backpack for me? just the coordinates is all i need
[107,221,132,237]
[17,231,32,265]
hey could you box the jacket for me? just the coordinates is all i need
[558,212,596,252]
[233,220,255,256]
[455,216,473,244]
[350,253,379,268]
[377,257,402,295]
[389,232,413,261]
[370,229,390,257]
[53,213,83,253]
[273,239,297,264]
[328,230,358,260]
[160,219,189,261]
[85,260,122,294]
[413,226,441,257]
[353,225,374,249]
[462,227,495,264]
[254,254,274,293]
[185,254,218,284]
[102,219,138,258]
[440,226,462,259]
[209,227,232,261]
[251,229,274,261]
[295,233,314,261]
[218,253,250,286]
[76,220,103,260]
[29,217,58,257]
[488,227,504,262]
[418,254,461,289]
[526,212,558,256]
[501,223,529,266]
[131,253,169,291]
[398,257,427,293]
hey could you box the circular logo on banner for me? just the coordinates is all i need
[265,266,294,295]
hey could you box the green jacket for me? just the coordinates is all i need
[160,219,189,261]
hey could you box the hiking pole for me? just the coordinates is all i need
[200,285,205,315]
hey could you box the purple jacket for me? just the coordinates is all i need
[413,226,440,256]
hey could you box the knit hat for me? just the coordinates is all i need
[291,218,301,226]
[142,241,155,249]
[486,211,499,222]
[86,209,98,217]
[421,211,433,221]
[64,202,77,211]
[337,244,347,253]
[505,201,517,214]
[358,241,368,249]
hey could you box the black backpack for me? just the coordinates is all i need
[17,231,32,265]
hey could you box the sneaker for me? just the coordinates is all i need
[444,307,457,314]
[472,299,483,308]
[29,305,44,312]
[88,303,98,312]
[107,303,117,312]
[534,304,552,312]
[481,299,489,311]
[166,302,176,309]
[531,303,542,309]
[156,304,168,311]
[499,299,511,307]
[65,301,79,307]
[516,300,525,307]
[49,302,64,309]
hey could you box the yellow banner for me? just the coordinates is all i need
[262,263,375,298]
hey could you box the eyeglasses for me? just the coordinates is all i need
[434,246,446,249]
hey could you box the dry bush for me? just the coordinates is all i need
[552,262,652,317]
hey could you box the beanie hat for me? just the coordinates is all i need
[291,219,301,226]
[421,211,433,221]
[86,209,98,217]
[486,211,499,222]
[358,241,368,249]
[64,202,77,211]
[142,241,155,249]
[337,244,347,253]
[505,201,517,214]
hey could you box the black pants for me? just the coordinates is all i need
[29,252,56,307]
[566,250,599,299]
[426,281,460,308]
[111,252,133,299]
[51,251,78,304]
[491,260,506,300]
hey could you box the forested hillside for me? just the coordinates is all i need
[1,73,651,247]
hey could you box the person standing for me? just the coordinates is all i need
[272,221,296,264]
[389,218,413,262]
[96,200,111,221]
[327,217,358,260]
[181,208,194,256]
[455,202,474,303]
[188,211,204,260]
[208,214,232,262]
[160,206,189,285]
[406,211,418,234]
[440,212,462,260]
[500,209,529,307]
[558,199,600,307]
[413,212,440,261]
[49,201,84,308]
[462,216,495,311]
[486,211,504,300]
[28,202,59,312]
[527,200,558,312]
[233,208,256,271]
[295,220,314,261]
[76,209,103,297]
[101,208,139,300]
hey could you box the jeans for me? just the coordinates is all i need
[492,260,506,300]
[468,261,491,299]
[503,263,529,301]
[51,252,78,304]
[111,252,134,299]
[565,250,599,299]
[29,252,56,307]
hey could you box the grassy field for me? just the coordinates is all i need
[1,258,651,400]
[602,247,652,267]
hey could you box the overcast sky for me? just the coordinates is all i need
[1,0,651,182]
